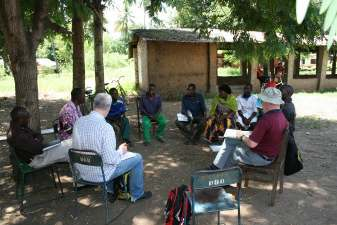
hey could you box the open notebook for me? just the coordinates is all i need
[209,129,252,152]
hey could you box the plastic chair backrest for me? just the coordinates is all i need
[191,167,242,190]
[9,146,34,173]
[69,149,103,167]
[68,149,105,183]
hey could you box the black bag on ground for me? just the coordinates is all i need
[284,135,303,176]
[164,185,191,225]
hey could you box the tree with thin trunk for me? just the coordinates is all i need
[72,0,86,96]
[0,0,70,131]
[93,0,105,93]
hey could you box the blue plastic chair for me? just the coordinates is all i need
[68,149,110,225]
[189,167,242,225]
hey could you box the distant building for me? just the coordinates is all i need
[129,29,217,98]
[130,29,337,95]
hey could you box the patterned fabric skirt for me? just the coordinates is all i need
[204,114,236,143]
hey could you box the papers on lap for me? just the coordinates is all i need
[177,113,189,122]
[224,129,252,139]
[209,129,252,152]
[121,151,137,161]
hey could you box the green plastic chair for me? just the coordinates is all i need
[68,149,110,225]
[188,167,242,225]
[9,147,64,210]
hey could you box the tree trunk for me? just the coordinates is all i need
[0,0,49,132]
[94,0,105,93]
[72,0,85,95]
[13,51,41,131]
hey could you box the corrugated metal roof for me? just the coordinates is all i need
[132,29,213,43]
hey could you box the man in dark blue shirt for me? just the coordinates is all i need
[176,83,206,145]
[107,88,131,144]
[140,84,167,145]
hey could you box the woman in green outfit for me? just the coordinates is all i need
[204,84,237,143]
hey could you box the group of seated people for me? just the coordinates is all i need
[6,80,296,204]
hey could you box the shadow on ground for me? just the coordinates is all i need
[0,98,336,225]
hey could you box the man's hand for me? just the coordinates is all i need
[119,143,128,154]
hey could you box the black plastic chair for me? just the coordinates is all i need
[68,149,111,224]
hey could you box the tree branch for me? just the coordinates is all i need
[31,0,49,50]
[83,0,107,32]
[45,19,72,37]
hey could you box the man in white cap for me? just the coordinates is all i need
[208,87,288,169]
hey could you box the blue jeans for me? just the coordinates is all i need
[106,153,144,201]
[213,138,273,169]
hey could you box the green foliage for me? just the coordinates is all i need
[149,0,324,62]
[37,35,72,68]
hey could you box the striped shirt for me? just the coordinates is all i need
[72,111,123,182]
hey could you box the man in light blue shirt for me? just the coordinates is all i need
[72,93,152,202]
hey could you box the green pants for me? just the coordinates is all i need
[142,113,167,143]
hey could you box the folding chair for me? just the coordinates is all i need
[188,167,242,225]
[9,147,64,210]
[240,129,289,206]
[135,96,157,138]
[68,149,111,225]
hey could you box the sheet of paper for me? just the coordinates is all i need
[177,113,189,122]
[121,151,137,161]
[43,142,61,151]
[209,144,223,152]
[224,129,252,139]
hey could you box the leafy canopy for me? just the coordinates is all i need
[149,0,324,62]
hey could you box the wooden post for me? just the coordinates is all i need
[133,47,139,89]
[316,46,328,91]
[287,53,295,85]
[250,59,259,92]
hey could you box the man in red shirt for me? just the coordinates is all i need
[209,87,288,169]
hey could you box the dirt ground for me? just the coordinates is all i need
[0,94,337,225]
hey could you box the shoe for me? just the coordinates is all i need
[133,191,152,203]
[156,136,165,143]
[108,192,118,203]
[143,141,150,146]
[204,163,219,170]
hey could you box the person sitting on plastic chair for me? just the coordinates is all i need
[207,87,288,170]
[72,93,152,203]
[236,84,258,131]
[7,106,71,169]
[58,88,84,141]
[140,83,167,146]
[175,83,206,145]
[106,88,132,145]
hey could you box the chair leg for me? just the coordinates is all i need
[55,167,64,196]
[217,211,220,225]
[238,191,241,225]
[49,167,58,189]
[244,178,249,188]
[270,172,279,206]
[102,186,109,225]
[18,173,25,210]
[279,173,284,194]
